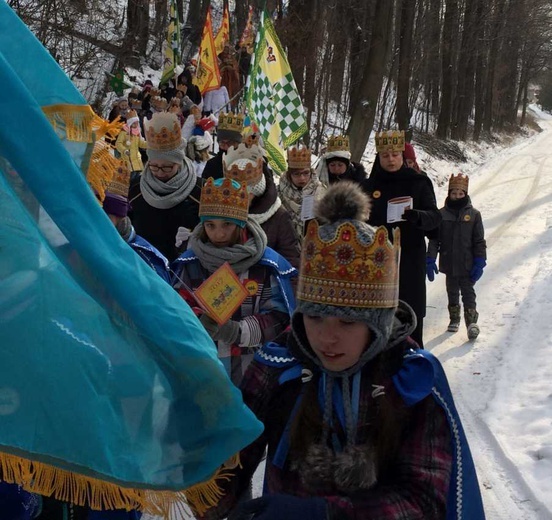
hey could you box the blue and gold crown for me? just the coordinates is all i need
[298,222,400,308]
[199,177,249,225]
[375,130,405,153]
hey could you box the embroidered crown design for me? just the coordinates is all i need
[218,112,245,133]
[144,112,182,151]
[298,222,400,308]
[449,173,469,193]
[327,135,350,153]
[223,143,264,185]
[375,130,405,153]
[106,160,131,198]
[200,177,249,223]
[287,145,311,170]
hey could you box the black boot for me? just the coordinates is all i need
[464,308,480,340]
[447,304,461,332]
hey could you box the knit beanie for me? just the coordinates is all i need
[403,142,416,161]
[294,181,400,375]
[144,112,187,163]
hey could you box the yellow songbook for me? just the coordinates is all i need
[195,262,249,325]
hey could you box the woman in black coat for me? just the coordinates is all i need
[362,141,441,347]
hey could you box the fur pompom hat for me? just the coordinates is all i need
[293,181,400,375]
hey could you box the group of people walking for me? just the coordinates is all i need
[4,99,488,519]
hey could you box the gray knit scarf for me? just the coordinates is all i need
[140,159,197,209]
[188,218,268,274]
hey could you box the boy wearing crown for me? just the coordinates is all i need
[193,183,485,520]
[202,112,243,181]
[427,174,487,339]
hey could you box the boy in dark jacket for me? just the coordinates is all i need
[427,174,487,339]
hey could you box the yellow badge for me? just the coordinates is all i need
[464,215,471,222]
[244,279,259,296]
[372,190,381,199]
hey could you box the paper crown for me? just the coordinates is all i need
[125,109,139,122]
[150,96,168,111]
[218,112,245,133]
[375,130,405,153]
[144,112,182,151]
[298,222,400,308]
[449,173,469,192]
[287,145,311,170]
[149,87,161,97]
[327,135,350,154]
[223,143,264,185]
[200,177,249,224]
[106,160,131,198]
[243,130,260,147]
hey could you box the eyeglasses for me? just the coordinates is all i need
[290,171,311,178]
[149,164,176,173]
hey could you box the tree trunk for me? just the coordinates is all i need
[347,0,394,161]
[395,0,416,130]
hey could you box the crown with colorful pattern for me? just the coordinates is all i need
[106,160,131,198]
[287,145,311,170]
[327,135,350,154]
[298,221,400,309]
[375,130,405,153]
[218,112,245,133]
[199,177,249,226]
[449,173,469,193]
[223,143,264,185]
[144,112,182,151]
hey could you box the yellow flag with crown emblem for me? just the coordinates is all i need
[196,6,221,94]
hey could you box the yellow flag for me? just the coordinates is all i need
[195,7,221,94]
[214,3,230,55]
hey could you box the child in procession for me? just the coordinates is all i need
[427,173,487,339]
[193,182,485,520]
[171,177,296,386]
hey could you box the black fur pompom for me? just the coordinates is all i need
[316,181,371,224]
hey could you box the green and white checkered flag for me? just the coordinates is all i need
[246,10,307,174]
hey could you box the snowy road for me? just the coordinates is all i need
[425,119,552,519]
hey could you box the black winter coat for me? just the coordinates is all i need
[427,196,486,277]
[201,150,224,180]
[363,161,441,321]
[328,161,367,185]
[128,176,203,262]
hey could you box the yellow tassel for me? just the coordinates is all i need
[0,451,241,519]
[42,104,125,201]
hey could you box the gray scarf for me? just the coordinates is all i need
[140,159,197,209]
[188,218,268,274]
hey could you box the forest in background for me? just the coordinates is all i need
[8,0,552,161]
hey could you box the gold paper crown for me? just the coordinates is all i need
[449,173,469,192]
[150,96,168,111]
[144,112,182,151]
[149,87,161,97]
[200,177,249,223]
[130,98,142,110]
[375,130,405,153]
[218,112,245,133]
[287,145,311,170]
[106,160,131,198]
[298,222,400,308]
[125,109,138,120]
[223,143,264,185]
[327,135,350,153]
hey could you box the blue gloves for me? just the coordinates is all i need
[233,494,327,520]
[470,257,486,283]
[426,257,438,281]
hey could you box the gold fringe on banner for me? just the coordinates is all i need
[41,104,124,201]
[0,451,241,518]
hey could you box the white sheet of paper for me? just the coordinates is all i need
[301,194,316,221]
[387,196,413,223]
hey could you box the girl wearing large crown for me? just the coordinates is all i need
[171,178,296,386]
[193,183,484,520]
